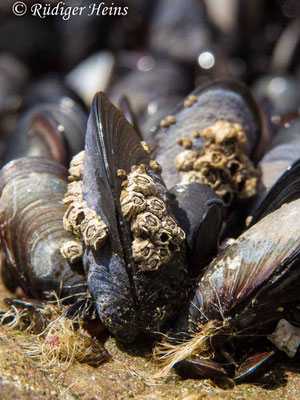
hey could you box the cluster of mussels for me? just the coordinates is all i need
[120,164,185,271]
[0,79,299,385]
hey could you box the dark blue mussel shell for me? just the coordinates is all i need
[82,93,189,344]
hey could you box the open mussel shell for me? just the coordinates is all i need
[179,199,300,335]
[0,158,86,301]
[4,97,87,167]
[82,92,188,343]
[151,79,262,189]
[169,182,223,275]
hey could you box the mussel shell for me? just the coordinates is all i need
[149,0,210,63]
[151,79,262,189]
[250,158,300,226]
[179,200,300,335]
[269,118,300,150]
[108,58,191,121]
[119,95,142,140]
[83,92,187,343]
[140,96,182,143]
[0,53,29,116]
[248,120,300,219]
[0,158,86,300]
[4,98,87,166]
[253,75,300,117]
[22,75,86,111]
[169,182,223,274]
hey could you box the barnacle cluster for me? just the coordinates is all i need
[175,120,260,206]
[160,115,176,128]
[63,151,108,251]
[120,164,185,271]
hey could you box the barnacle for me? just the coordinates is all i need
[68,150,85,182]
[175,150,199,171]
[63,201,86,237]
[146,196,166,218]
[176,137,193,149]
[141,140,151,155]
[63,181,84,205]
[184,94,198,108]
[81,217,108,251]
[63,152,108,250]
[120,164,185,271]
[160,115,176,127]
[126,165,158,196]
[60,240,83,264]
[132,239,155,262]
[131,212,161,236]
[175,120,259,205]
[120,190,146,221]
[149,160,162,173]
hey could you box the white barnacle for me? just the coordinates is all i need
[146,196,166,218]
[82,217,108,251]
[268,319,300,358]
[120,190,146,221]
[175,150,200,171]
[68,150,85,181]
[126,169,158,196]
[131,211,161,237]
[162,216,177,233]
[174,225,186,244]
[63,201,86,237]
[153,227,172,246]
[63,199,108,249]
[120,164,185,271]
[63,181,84,205]
[60,240,83,264]
[157,245,172,264]
[141,140,151,155]
[132,238,155,262]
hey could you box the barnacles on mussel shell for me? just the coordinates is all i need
[151,79,262,206]
[175,120,260,205]
[120,164,185,271]
[77,92,189,343]
[63,150,108,251]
